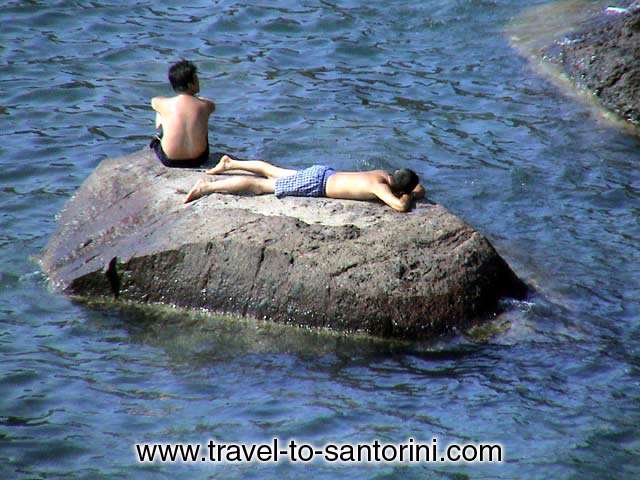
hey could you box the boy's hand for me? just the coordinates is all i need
[412,184,426,200]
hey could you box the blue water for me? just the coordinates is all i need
[1,0,639,478]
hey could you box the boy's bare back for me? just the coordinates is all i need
[152,94,213,160]
[325,170,391,201]
[326,170,423,212]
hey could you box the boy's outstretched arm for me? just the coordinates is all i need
[372,183,411,212]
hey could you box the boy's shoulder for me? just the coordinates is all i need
[152,94,214,114]
[192,95,215,114]
[151,95,174,111]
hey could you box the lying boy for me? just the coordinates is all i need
[184,155,425,212]
[150,60,215,168]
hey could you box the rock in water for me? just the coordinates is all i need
[41,149,526,339]
[544,8,640,127]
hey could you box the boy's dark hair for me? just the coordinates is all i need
[168,60,197,92]
[391,168,419,194]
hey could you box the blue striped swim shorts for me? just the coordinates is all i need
[274,165,336,198]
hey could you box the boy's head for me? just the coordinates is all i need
[168,60,199,93]
[391,168,419,194]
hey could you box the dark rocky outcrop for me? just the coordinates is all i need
[543,5,640,126]
[41,149,526,339]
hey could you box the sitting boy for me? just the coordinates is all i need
[150,60,215,168]
[184,155,425,212]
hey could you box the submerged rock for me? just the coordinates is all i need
[41,149,526,339]
[543,5,640,127]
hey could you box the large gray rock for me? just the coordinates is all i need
[41,149,526,339]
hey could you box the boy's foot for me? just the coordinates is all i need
[206,154,233,175]
[185,179,212,204]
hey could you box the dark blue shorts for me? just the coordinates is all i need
[150,136,209,168]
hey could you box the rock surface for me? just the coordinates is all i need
[41,149,526,339]
[543,5,640,126]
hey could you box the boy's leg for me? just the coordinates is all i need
[207,155,296,179]
[185,176,276,203]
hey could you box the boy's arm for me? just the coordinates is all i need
[151,96,165,113]
[372,183,411,212]
[151,97,166,128]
